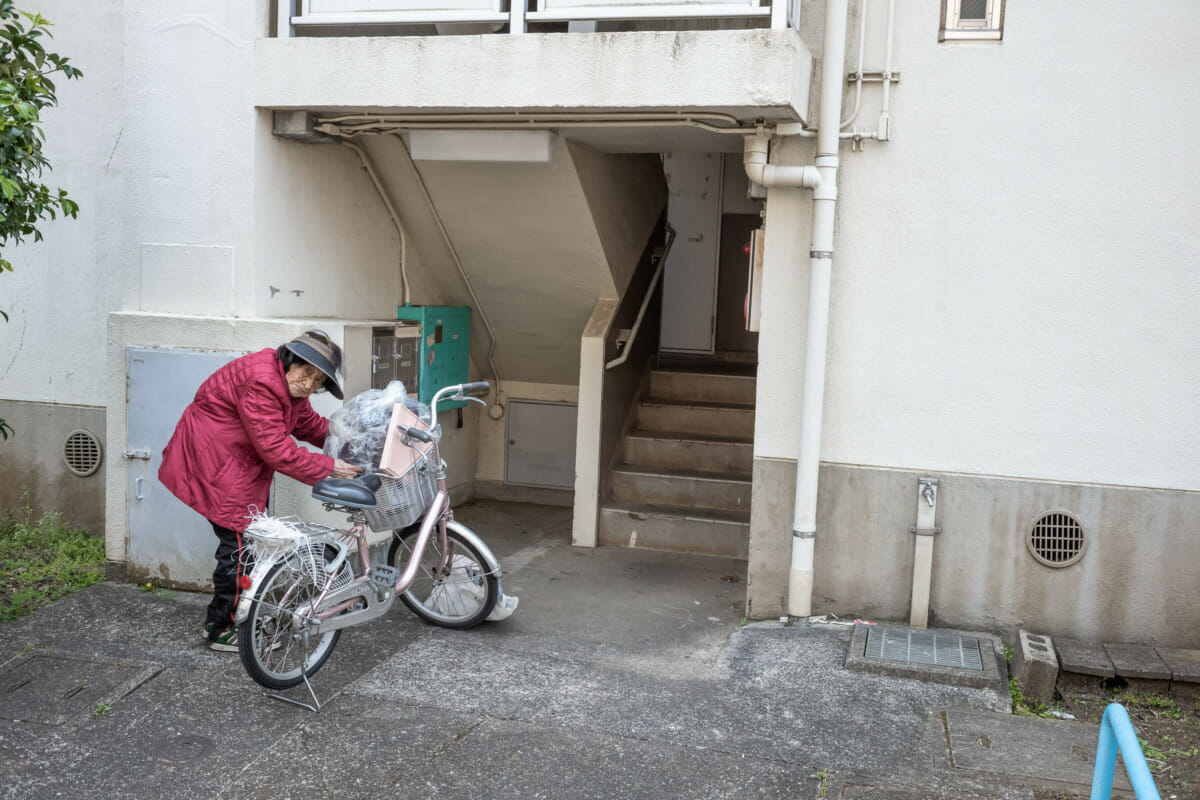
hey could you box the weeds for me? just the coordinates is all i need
[0,505,104,621]
[1009,678,1053,718]
[131,582,175,601]
[811,768,830,799]
[92,703,110,717]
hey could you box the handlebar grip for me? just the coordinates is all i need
[461,381,490,395]
[402,426,433,443]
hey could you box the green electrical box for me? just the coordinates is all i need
[395,305,471,410]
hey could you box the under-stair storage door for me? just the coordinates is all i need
[505,400,577,489]
[660,152,722,354]
[126,347,241,588]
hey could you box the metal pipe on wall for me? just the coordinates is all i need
[789,0,850,617]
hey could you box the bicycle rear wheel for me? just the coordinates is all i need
[238,547,345,690]
[388,520,499,629]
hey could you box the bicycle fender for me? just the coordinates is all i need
[446,520,502,578]
[233,554,283,626]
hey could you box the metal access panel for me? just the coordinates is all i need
[126,347,242,588]
[370,325,421,392]
[504,400,577,489]
[395,305,471,410]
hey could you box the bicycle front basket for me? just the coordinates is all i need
[363,455,438,532]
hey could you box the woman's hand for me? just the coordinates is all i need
[330,459,364,479]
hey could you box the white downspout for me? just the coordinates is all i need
[745,0,847,618]
[790,0,849,618]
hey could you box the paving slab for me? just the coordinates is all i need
[1055,638,1115,678]
[837,782,1062,800]
[1155,646,1200,684]
[382,716,822,800]
[1104,643,1171,680]
[213,694,481,800]
[0,651,161,727]
[943,709,1130,791]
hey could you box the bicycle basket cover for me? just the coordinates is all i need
[323,380,429,470]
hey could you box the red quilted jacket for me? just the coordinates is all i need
[158,349,334,531]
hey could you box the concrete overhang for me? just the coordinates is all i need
[255,29,813,125]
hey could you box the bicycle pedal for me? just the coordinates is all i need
[369,564,398,591]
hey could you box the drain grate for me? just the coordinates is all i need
[864,627,984,670]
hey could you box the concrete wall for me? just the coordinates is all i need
[750,460,1200,648]
[403,135,619,385]
[747,2,1200,640]
[568,144,667,295]
[0,401,106,535]
[255,29,812,121]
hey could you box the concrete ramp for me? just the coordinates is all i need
[359,133,665,385]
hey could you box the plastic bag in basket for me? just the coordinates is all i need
[323,381,429,471]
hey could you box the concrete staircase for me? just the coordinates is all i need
[599,366,755,559]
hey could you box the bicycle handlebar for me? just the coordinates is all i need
[428,381,492,431]
[400,425,433,444]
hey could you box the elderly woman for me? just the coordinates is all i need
[159,330,362,652]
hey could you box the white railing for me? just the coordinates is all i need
[277,0,795,36]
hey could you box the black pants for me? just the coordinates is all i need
[206,522,245,637]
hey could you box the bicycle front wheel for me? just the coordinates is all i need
[238,547,344,690]
[388,521,499,629]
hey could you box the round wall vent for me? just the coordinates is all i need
[1026,510,1087,568]
[64,429,103,477]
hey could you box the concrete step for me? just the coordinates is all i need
[609,465,751,513]
[650,369,757,405]
[623,430,752,474]
[636,399,755,439]
[598,502,750,559]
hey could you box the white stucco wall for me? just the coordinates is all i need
[0,0,125,405]
[3,2,409,405]
[755,1,1200,492]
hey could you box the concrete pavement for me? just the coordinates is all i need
[0,501,1126,799]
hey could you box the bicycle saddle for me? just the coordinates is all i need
[312,473,382,509]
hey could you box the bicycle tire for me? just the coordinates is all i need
[238,546,344,690]
[388,520,499,629]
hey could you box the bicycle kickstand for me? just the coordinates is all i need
[263,654,323,713]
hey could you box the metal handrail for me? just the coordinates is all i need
[605,225,676,371]
[1090,703,1162,800]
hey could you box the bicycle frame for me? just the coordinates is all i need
[234,383,498,636]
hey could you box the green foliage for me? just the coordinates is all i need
[0,1,83,288]
[810,768,830,800]
[1009,678,1053,718]
[0,417,11,439]
[0,503,103,621]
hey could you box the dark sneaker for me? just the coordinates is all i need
[201,623,238,652]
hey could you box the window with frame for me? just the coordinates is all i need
[940,0,1004,42]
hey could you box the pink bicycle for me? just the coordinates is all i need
[233,382,507,704]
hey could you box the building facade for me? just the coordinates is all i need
[1,0,1196,645]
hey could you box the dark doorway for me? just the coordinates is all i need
[715,214,761,356]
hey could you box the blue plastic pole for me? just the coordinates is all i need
[1089,703,1162,800]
